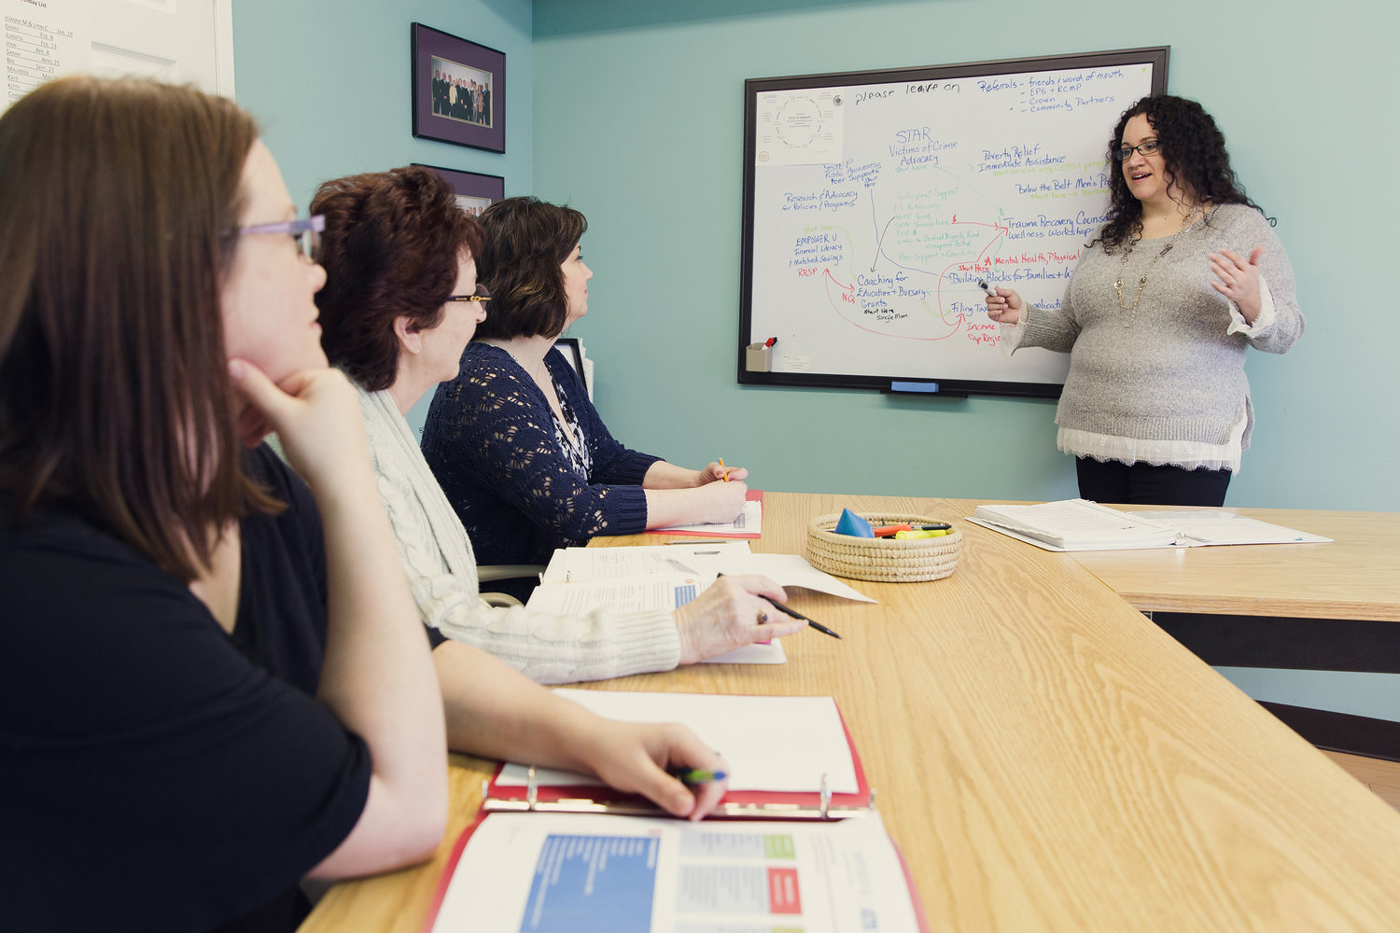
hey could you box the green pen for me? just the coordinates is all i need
[671,768,727,784]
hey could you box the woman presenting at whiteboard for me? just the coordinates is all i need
[985,94,1303,506]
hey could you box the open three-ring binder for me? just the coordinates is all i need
[424,692,928,932]
[481,764,874,821]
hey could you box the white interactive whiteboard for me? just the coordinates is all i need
[739,48,1168,397]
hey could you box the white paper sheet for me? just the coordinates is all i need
[527,574,713,615]
[1124,510,1332,546]
[541,544,875,603]
[430,811,920,933]
[498,691,858,794]
[540,543,753,584]
[2,0,92,116]
[654,498,762,537]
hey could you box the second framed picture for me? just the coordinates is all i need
[414,163,504,218]
[411,22,506,153]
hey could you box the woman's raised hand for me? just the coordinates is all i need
[984,286,1024,324]
[1209,247,1266,323]
[672,574,806,665]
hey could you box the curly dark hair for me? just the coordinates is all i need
[473,196,587,341]
[312,166,483,391]
[1096,95,1267,251]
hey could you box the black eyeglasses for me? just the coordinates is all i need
[446,283,491,304]
[1112,139,1161,162]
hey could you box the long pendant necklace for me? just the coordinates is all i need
[1114,206,1200,321]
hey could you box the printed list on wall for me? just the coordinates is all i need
[3,0,92,116]
[741,49,1166,396]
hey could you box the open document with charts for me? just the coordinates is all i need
[423,691,927,932]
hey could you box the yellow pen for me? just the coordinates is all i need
[895,529,950,539]
[718,457,730,482]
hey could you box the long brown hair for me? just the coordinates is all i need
[0,76,272,581]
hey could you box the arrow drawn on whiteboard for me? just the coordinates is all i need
[870,215,895,271]
[823,268,853,292]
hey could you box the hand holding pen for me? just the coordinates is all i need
[981,277,1024,325]
[714,573,842,640]
[585,718,731,820]
[702,459,746,484]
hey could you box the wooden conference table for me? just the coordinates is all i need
[1072,506,1400,758]
[1071,506,1400,622]
[301,493,1400,932]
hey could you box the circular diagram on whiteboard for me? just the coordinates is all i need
[774,96,823,149]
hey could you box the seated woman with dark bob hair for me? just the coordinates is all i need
[312,167,802,682]
[421,196,748,572]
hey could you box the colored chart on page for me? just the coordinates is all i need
[520,834,658,933]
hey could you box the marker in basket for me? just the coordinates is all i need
[873,522,952,537]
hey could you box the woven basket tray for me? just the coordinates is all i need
[807,512,963,583]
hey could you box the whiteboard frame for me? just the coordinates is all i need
[738,47,1169,398]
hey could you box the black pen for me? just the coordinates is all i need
[764,596,842,640]
[716,573,843,639]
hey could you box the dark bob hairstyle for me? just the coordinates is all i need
[473,196,587,341]
[0,76,266,582]
[1097,94,1266,250]
[312,166,484,392]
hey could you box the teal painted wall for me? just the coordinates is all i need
[232,0,533,431]
[532,0,1400,511]
[227,1,1398,724]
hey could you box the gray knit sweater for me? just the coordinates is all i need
[357,385,681,684]
[1012,203,1303,456]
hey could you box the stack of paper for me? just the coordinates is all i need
[970,499,1183,551]
[535,542,875,602]
[969,499,1332,552]
[527,543,875,665]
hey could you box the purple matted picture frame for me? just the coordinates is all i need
[413,163,505,218]
[411,22,505,153]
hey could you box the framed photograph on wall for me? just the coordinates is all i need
[413,163,504,218]
[411,22,505,153]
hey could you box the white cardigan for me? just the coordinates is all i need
[357,385,680,684]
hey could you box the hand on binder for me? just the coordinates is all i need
[584,719,731,821]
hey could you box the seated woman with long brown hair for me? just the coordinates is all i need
[0,76,447,930]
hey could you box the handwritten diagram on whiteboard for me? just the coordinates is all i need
[739,49,1167,396]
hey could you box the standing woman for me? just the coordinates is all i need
[986,95,1303,505]
[0,78,445,929]
[422,196,748,570]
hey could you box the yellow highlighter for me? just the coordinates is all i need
[895,529,950,539]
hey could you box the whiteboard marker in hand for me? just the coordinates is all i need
[978,278,998,299]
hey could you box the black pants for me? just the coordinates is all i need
[1075,457,1232,507]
